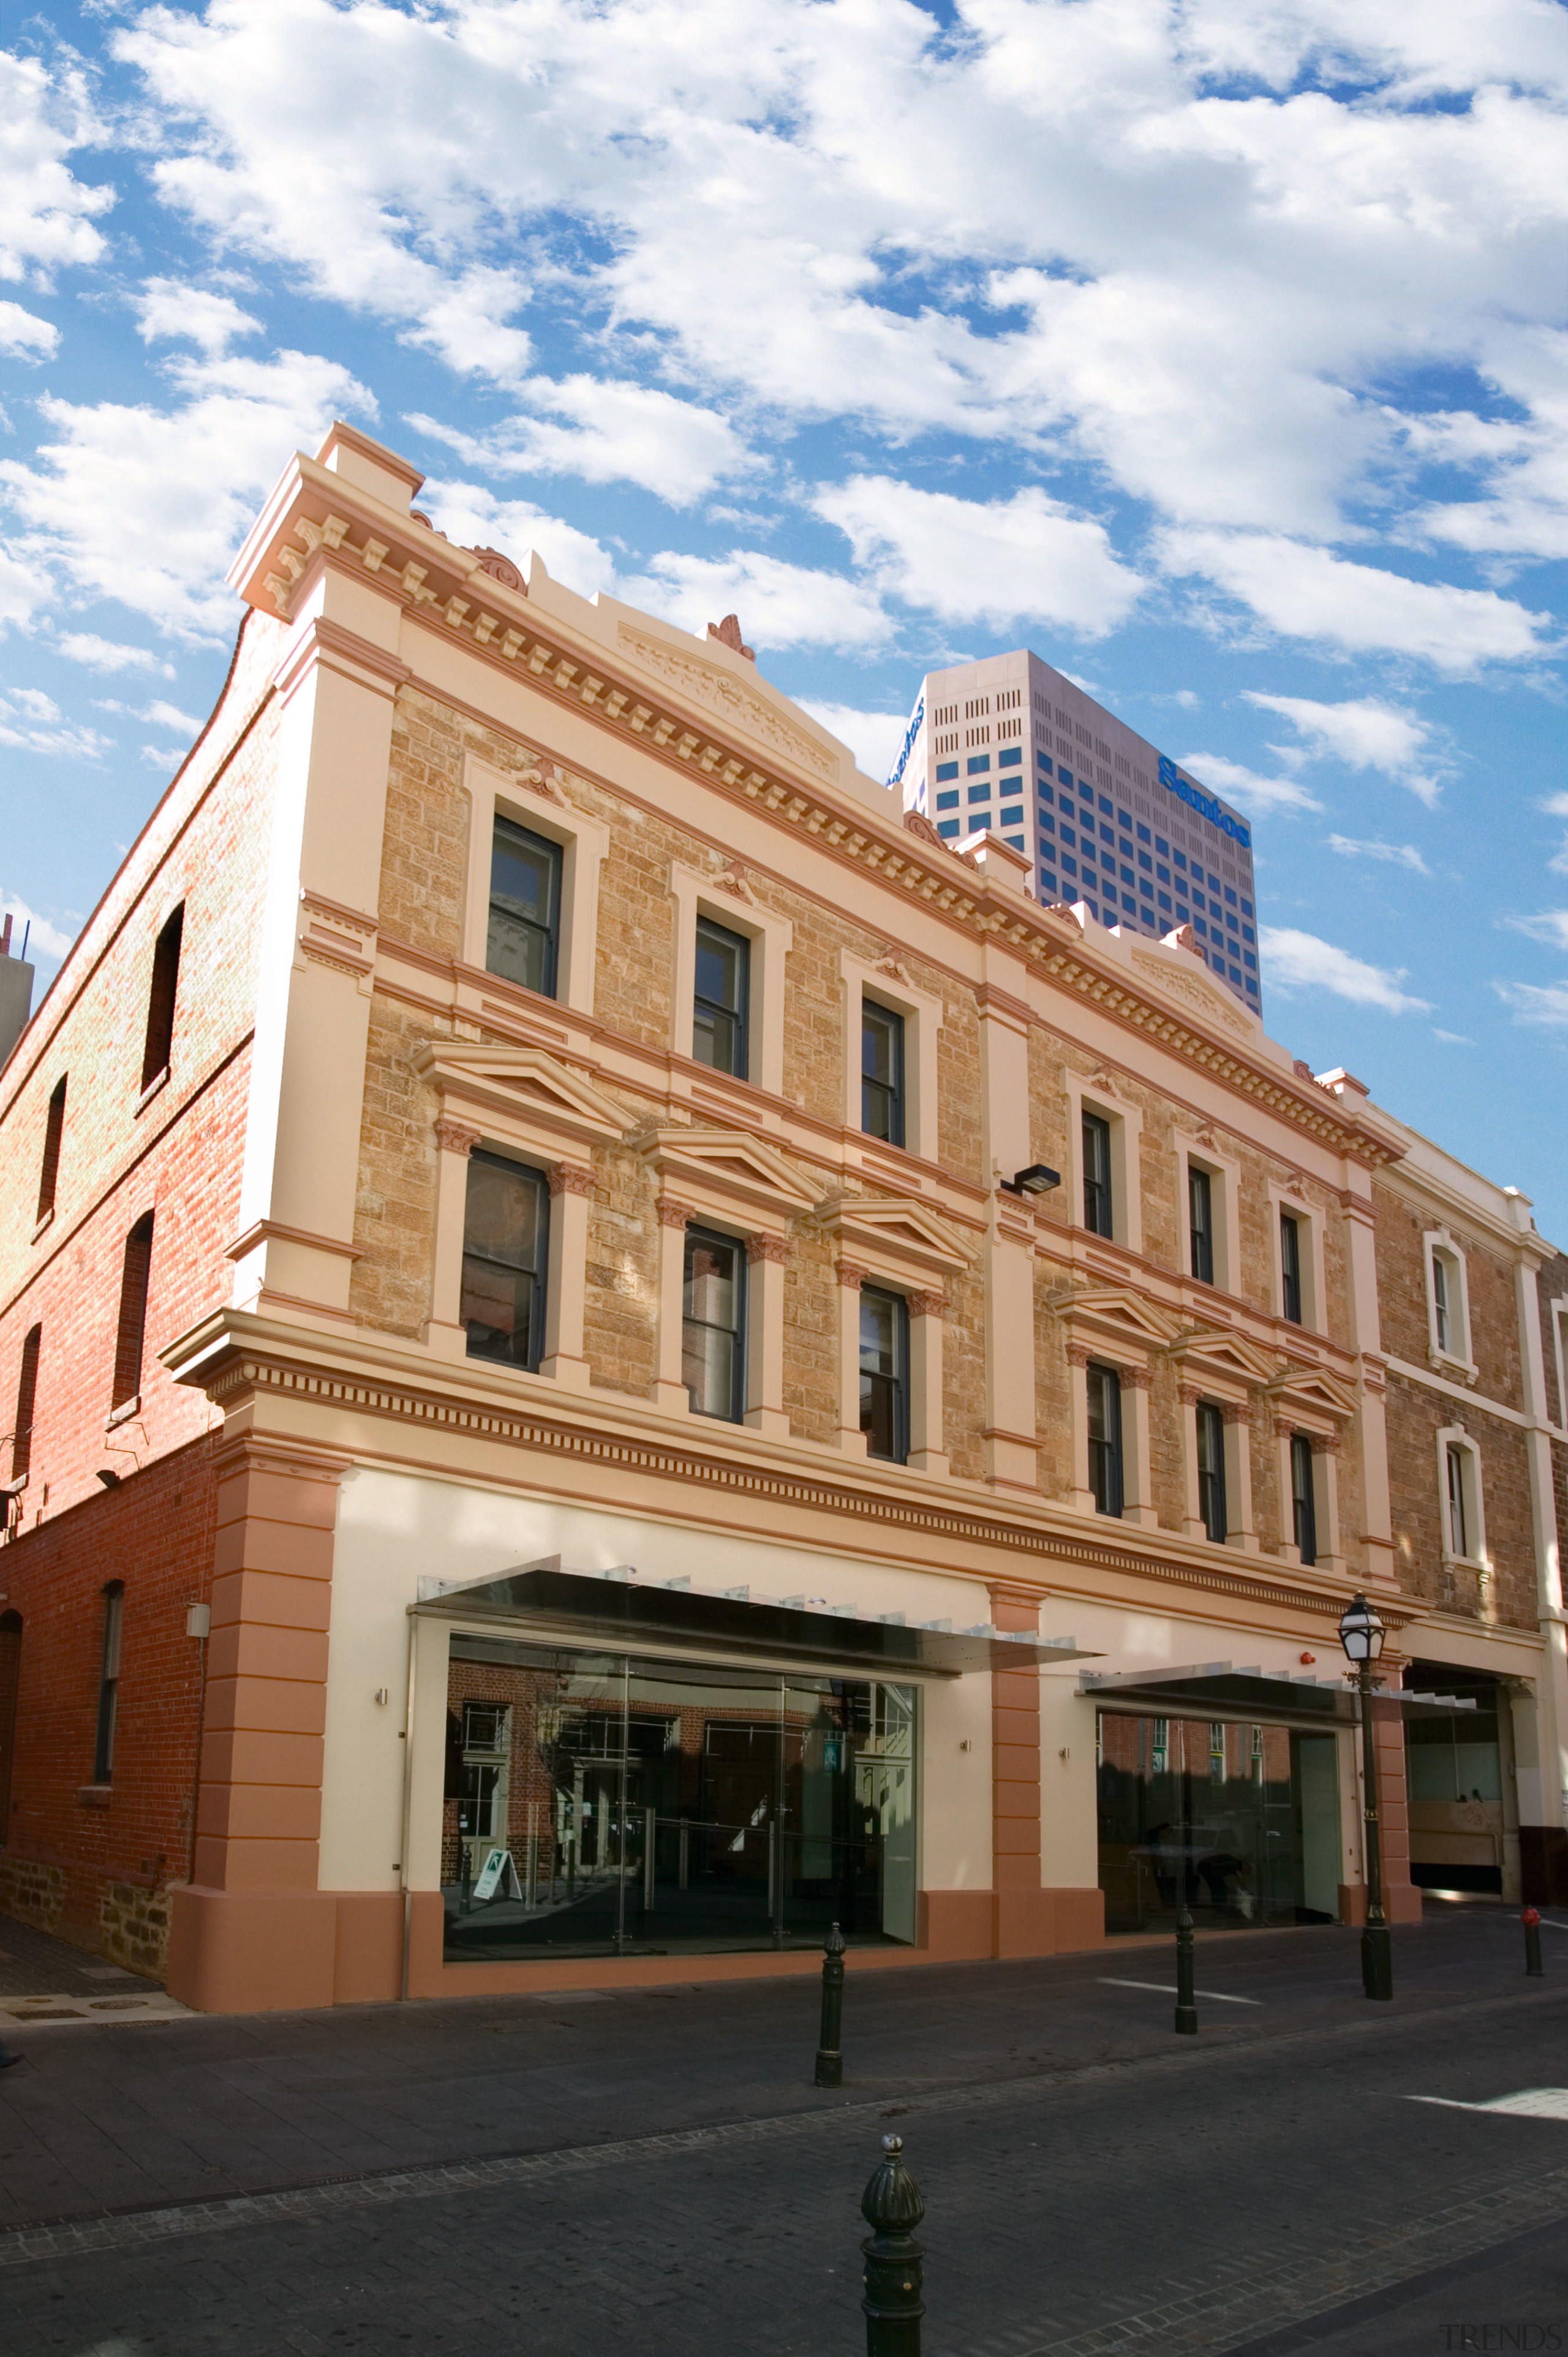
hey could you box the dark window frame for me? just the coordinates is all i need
[1291,1432,1317,1564]
[140,905,184,1092]
[692,915,751,1081]
[681,1225,747,1423]
[1188,1165,1214,1285]
[1082,1111,1114,1237]
[112,1213,154,1411]
[37,1076,66,1223]
[859,1284,909,1465]
[486,813,563,1000]
[1280,1211,1303,1324]
[1446,1441,1471,1558]
[1086,1361,1124,1517]
[459,1150,550,1373]
[861,1000,906,1148]
[1196,1401,1227,1543]
[93,1582,124,1784]
[11,1324,40,1485]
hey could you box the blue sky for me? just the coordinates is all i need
[2,0,1566,1231]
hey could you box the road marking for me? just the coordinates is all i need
[1406,2089,1568,2119]
[1098,1977,1261,2005]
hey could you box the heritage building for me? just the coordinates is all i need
[0,423,1561,2012]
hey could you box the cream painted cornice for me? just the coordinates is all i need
[233,448,1405,1173]
[161,1305,1412,1629]
[1376,1158,1556,1267]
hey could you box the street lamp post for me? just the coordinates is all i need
[1339,1592,1393,2002]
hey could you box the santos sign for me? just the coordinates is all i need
[1158,754,1251,851]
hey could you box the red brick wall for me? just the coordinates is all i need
[0,608,282,1965]
[0,1438,217,1963]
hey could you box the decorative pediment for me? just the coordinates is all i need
[1165,1324,1277,1392]
[633,1126,818,1230]
[1264,1363,1356,1428]
[814,1190,971,1280]
[414,1041,629,1153]
[1129,946,1254,1041]
[1045,1283,1181,1359]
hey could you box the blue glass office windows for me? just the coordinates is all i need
[999,746,1022,768]
[935,760,959,782]
[937,819,960,839]
[967,754,991,775]
[936,790,959,810]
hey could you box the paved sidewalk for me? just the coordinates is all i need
[0,1906,1562,2355]
[0,1899,1546,2230]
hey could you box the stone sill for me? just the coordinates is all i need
[77,1785,112,1810]
[30,1207,54,1245]
[135,1066,170,1118]
[106,1394,141,1431]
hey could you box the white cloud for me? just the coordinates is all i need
[1158,531,1551,671]
[0,52,113,285]
[0,301,58,361]
[1542,792,1568,875]
[816,477,1143,635]
[97,0,1568,590]
[1178,752,1322,816]
[417,478,619,601]
[0,888,75,963]
[0,348,373,639]
[0,688,109,761]
[1325,835,1431,875]
[1494,979,1568,1029]
[410,380,755,507]
[94,696,204,734]
[136,277,262,359]
[56,633,175,677]
[1261,926,1432,1014]
[0,540,46,631]
[1432,1030,1474,1046]
[796,701,911,781]
[622,548,891,654]
[140,743,190,769]
[1243,692,1442,804]
[1507,911,1568,951]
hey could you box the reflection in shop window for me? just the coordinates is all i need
[440,1635,918,1961]
[1097,1709,1341,1934]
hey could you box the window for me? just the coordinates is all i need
[935,761,959,782]
[967,783,992,804]
[1189,1167,1214,1285]
[94,1584,124,1784]
[1280,1213,1303,1324]
[1087,1362,1123,1516]
[683,1229,745,1422]
[967,755,991,775]
[1291,1434,1317,1564]
[1447,1442,1470,1558]
[1197,1403,1227,1542]
[999,746,1022,768]
[1082,1112,1113,1237]
[111,1213,154,1411]
[862,1001,905,1147]
[486,815,561,998]
[936,790,959,810]
[140,904,183,1091]
[11,1325,40,1484]
[859,1287,908,1463]
[461,1153,548,1370]
[1210,1724,1226,1785]
[1432,1253,1450,1352]
[692,916,749,1080]
[37,1077,65,1223]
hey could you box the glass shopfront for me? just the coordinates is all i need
[442,1634,918,1961]
[1096,1710,1341,1933]
[1404,1665,1504,1895]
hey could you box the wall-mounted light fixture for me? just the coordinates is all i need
[1003,1164,1061,1197]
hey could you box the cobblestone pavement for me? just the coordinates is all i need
[1,1904,1565,2353]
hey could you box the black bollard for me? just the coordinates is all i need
[815,1920,847,2087]
[1524,1906,1545,1978]
[1174,1906,1198,2035]
[861,2132,924,2356]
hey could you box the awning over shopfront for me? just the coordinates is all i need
[413,1558,1098,1679]
[1079,1662,1479,1732]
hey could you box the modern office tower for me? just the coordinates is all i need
[889,649,1261,1011]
